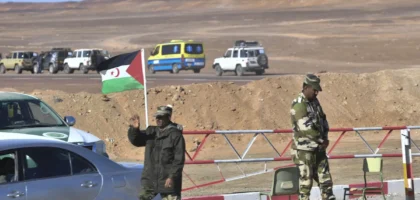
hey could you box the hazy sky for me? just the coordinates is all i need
[0,0,81,2]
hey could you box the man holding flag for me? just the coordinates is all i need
[96,49,186,200]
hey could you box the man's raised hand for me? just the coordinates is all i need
[130,114,140,129]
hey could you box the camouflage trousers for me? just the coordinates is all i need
[292,149,335,200]
[138,186,181,200]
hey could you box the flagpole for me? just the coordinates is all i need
[141,48,149,127]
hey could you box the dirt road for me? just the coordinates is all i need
[0,72,291,93]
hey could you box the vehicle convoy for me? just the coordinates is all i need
[33,48,73,74]
[0,136,143,200]
[212,40,269,76]
[147,40,206,74]
[0,51,37,74]
[0,91,108,158]
[63,48,109,74]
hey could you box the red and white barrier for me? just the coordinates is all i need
[183,178,420,200]
[182,126,420,193]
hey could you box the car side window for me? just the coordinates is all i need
[233,50,238,58]
[240,50,247,58]
[224,50,232,58]
[0,150,17,184]
[161,44,181,55]
[12,53,17,59]
[77,51,82,58]
[70,152,97,175]
[21,147,71,181]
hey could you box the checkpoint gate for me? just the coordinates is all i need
[180,126,419,199]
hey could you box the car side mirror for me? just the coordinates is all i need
[64,116,76,126]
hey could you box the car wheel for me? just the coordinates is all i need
[0,64,6,74]
[80,65,88,74]
[172,64,180,74]
[215,64,223,76]
[235,65,243,76]
[193,69,200,73]
[148,65,155,74]
[33,64,39,74]
[49,64,58,74]
[15,65,22,74]
[257,54,268,68]
[64,64,74,74]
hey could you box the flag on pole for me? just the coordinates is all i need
[96,49,149,126]
[96,49,146,94]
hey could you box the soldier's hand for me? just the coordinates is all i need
[321,140,329,149]
[130,114,140,129]
[165,178,173,188]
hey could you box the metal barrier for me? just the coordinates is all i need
[181,126,420,192]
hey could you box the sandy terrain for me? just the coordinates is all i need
[1,0,420,197]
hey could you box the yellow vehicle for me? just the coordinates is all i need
[0,51,36,74]
[147,40,205,74]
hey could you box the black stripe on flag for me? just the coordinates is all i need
[96,50,140,73]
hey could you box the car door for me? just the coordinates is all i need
[21,147,102,200]
[43,53,52,70]
[68,51,79,68]
[219,50,232,69]
[228,49,239,70]
[0,150,27,200]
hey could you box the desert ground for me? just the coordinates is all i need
[1,0,420,197]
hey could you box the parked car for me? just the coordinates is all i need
[0,91,109,157]
[0,135,143,200]
[0,51,37,74]
[212,40,269,76]
[63,48,108,74]
[33,48,73,74]
[147,40,205,74]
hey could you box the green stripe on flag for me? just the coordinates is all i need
[102,76,144,94]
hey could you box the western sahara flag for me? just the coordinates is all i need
[96,49,146,94]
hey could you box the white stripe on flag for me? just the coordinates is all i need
[100,65,130,81]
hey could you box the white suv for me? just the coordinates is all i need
[63,48,109,74]
[212,40,269,76]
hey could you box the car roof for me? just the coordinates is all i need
[0,136,131,173]
[0,137,67,151]
[0,91,38,101]
[74,49,103,51]
[229,47,264,50]
[160,40,203,45]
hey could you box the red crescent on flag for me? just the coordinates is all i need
[112,68,120,77]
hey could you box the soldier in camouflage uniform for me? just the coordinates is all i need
[128,105,185,200]
[290,74,336,200]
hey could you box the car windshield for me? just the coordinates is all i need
[0,100,66,129]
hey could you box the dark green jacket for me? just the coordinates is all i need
[128,122,186,195]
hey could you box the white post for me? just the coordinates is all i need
[141,49,149,127]
[401,129,415,200]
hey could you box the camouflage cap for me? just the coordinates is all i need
[153,105,173,117]
[304,74,322,91]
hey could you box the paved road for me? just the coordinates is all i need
[0,72,291,93]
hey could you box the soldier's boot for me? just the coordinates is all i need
[298,194,310,200]
[161,194,181,200]
[321,193,336,200]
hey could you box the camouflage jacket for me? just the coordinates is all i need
[290,93,329,151]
